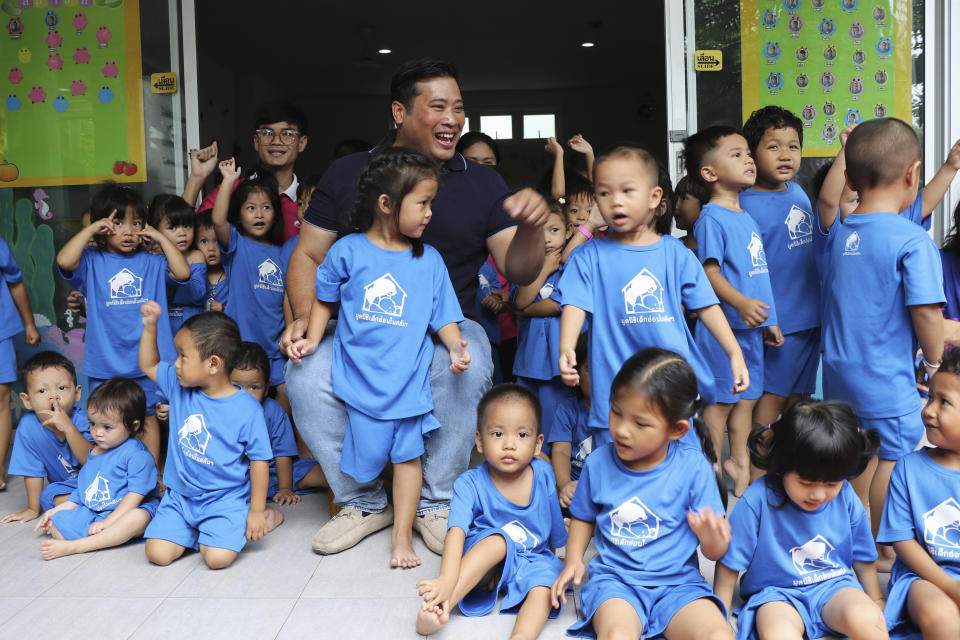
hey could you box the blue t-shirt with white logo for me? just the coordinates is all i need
[878,449,960,585]
[167,261,207,336]
[722,477,876,597]
[58,248,178,378]
[512,269,562,381]
[156,362,273,497]
[314,233,463,419]
[694,203,778,330]
[220,226,288,374]
[821,212,944,418]
[476,259,501,345]
[545,395,594,481]
[448,457,567,553]
[262,396,298,479]
[741,183,820,334]
[8,408,92,481]
[557,235,719,434]
[568,441,724,585]
[0,238,24,341]
[67,437,157,512]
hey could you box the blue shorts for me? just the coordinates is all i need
[341,407,440,483]
[735,575,862,640]
[40,479,78,511]
[515,376,568,455]
[143,487,249,553]
[0,336,16,384]
[88,375,161,417]
[459,527,564,618]
[859,409,923,460]
[269,355,285,387]
[267,456,320,498]
[763,328,820,397]
[50,497,160,540]
[568,570,725,638]
[884,564,943,638]
[702,327,764,404]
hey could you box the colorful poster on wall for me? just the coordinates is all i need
[0,0,144,187]
[741,0,910,157]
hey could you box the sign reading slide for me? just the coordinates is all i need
[740,0,910,157]
[0,0,145,186]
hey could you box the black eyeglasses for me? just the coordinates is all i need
[254,128,299,144]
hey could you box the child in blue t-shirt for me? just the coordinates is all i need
[513,207,568,447]
[34,377,159,559]
[878,352,960,638]
[1,352,92,524]
[287,147,468,571]
[229,341,324,505]
[476,257,504,382]
[551,349,733,639]
[674,175,709,255]
[715,400,885,640]
[683,126,784,498]
[741,107,821,427]
[212,160,291,409]
[0,236,40,491]
[415,384,566,638]
[139,305,278,570]
[558,144,748,454]
[821,119,945,543]
[193,211,228,312]
[56,184,191,463]
[548,333,593,509]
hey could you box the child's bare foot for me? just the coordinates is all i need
[391,534,421,569]
[264,508,285,534]
[40,538,79,560]
[723,459,750,497]
[416,604,449,635]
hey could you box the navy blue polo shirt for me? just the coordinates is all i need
[303,149,515,321]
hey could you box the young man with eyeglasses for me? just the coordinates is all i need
[184,101,309,242]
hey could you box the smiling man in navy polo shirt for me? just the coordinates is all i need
[282,58,549,557]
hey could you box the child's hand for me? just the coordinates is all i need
[33,512,52,533]
[191,141,219,178]
[544,248,562,276]
[154,403,169,423]
[246,509,267,541]
[735,297,770,327]
[90,210,118,237]
[286,338,318,363]
[23,323,40,346]
[544,136,563,157]
[945,138,960,171]
[66,291,85,313]
[140,300,162,328]
[764,325,784,347]
[558,480,578,508]
[729,354,750,395]
[219,158,241,183]
[480,295,504,314]
[559,348,580,387]
[568,134,593,156]
[272,488,301,506]
[551,559,586,608]
[207,300,224,312]
[586,201,606,233]
[449,340,471,374]
[416,576,455,610]
[88,521,108,535]
[687,506,731,547]
[37,403,73,434]
[2,507,39,523]
[137,223,165,247]
[839,124,857,147]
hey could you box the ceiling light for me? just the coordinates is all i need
[378,48,392,54]
[581,42,594,48]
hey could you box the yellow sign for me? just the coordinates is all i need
[150,72,178,94]
[695,50,723,71]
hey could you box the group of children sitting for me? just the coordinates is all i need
[0,102,959,640]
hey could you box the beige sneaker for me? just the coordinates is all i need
[311,505,394,555]
[413,509,448,555]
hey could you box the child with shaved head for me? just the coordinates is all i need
[821,118,945,549]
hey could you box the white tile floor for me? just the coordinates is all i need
[0,476,885,640]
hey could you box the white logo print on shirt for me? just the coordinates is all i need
[843,232,861,256]
[784,205,813,248]
[502,520,540,552]
[109,268,142,299]
[255,258,284,293]
[178,414,213,466]
[362,273,407,317]
[923,498,960,549]
[790,534,839,574]
[622,269,665,314]
[84,471,111,506]
[747,232,768,267]
[58,453,79,478]
[609,497,661,546]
